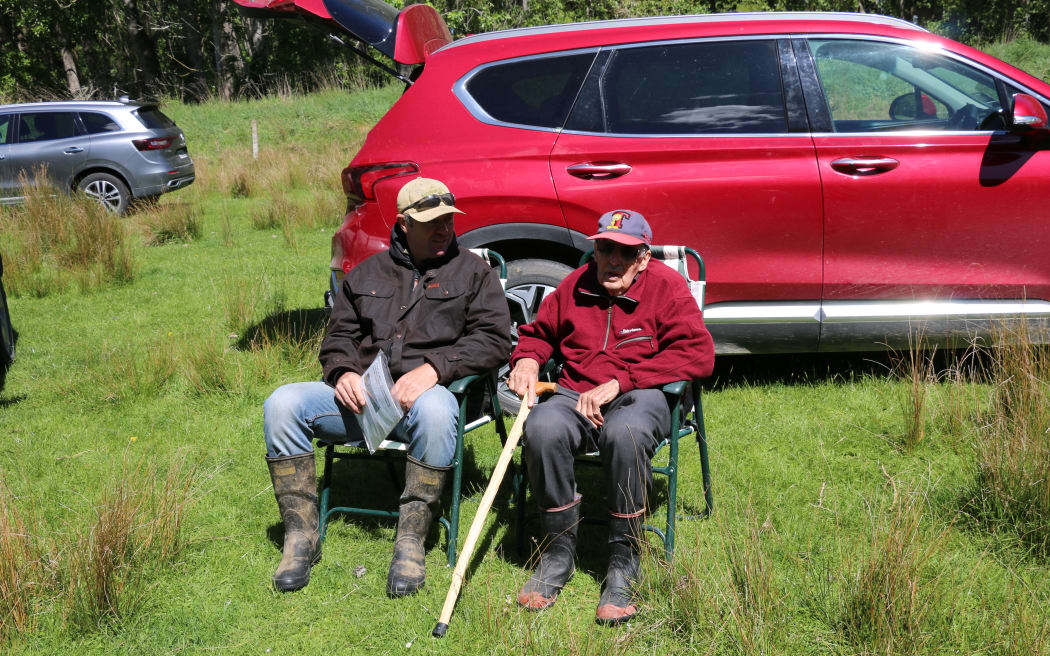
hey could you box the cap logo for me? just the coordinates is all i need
[605,211,630,230]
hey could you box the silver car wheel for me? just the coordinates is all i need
[83,179,122,211]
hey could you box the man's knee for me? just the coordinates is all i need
[522,402,573,456]
[410,386,458,426]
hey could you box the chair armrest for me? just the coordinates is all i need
[661,380,688,395]
[447,373,483,395]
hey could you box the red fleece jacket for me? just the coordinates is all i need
[511,260,714,394]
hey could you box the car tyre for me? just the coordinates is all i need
[78,172,130,215]
[498,258,574,415]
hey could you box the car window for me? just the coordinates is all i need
[134,107,177,129]
[80,111,121,134]
[596,40,787,135]
[17,112,78,143]
[0,114,10,144]
[809,39,1004,132]
[465,53,596,129]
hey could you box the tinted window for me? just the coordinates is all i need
[80,111,121,134]
[17,112,78,143]
[466,53,595,128]
[599,40,787,135]
[810,39,1004,132]
[0,114,10,144]
[135,107,176,129]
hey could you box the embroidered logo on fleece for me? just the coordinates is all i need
[619,327,642,335]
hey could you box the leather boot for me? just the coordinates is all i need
[386,457,451,597]
[596,514,643,625]
[517,498,580,610]
[267,453,321,592]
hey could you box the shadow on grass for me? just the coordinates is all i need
[704,348,990,390]
[236,308,329,351]
[0,393,25,408]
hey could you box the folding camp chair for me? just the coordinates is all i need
[515,245,711,561]
[317,248,511,566]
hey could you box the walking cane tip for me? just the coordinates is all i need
[432,622,449,638]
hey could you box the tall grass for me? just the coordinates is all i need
[138,201,204,245]
[0,175,137,298]
[838,486,947,654]
[0,477,54,644]
[65,456,196,630]
[893,327,938,452]
[0,456,197,641]
[966,321,1050,556]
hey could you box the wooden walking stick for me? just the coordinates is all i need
[432,381,557,638]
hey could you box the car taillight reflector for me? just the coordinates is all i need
[343,162,418,201]
[132,137,174,151]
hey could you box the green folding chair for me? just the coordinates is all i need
[318,248,511,566]
[515,245,711,561]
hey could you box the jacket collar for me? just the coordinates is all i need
[575,260,643,308]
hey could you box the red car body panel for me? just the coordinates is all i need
[549,134,824,305]
[817,132,1050,302]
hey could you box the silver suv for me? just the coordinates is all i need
[0,100,195,213]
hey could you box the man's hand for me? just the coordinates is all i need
[391,363,439,412]
[334,371,367,413]
[508,358,540,408]
[576,378,620,428]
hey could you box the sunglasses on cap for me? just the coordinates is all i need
[402,192,456,214]
[595,240,645,260]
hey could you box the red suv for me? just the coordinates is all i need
[237,1,1050,354]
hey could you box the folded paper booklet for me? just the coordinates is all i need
[354,352,404,453]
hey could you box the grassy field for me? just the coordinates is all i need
[2,72,1050,654]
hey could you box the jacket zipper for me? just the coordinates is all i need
[602,301,613,351]
[613,335,653,350]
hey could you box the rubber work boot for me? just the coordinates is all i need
[386,457,451,597]
[595,514,643,625]
[267,453,321,592]
[517,498,580,610]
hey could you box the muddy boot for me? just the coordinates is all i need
[596,514,643,625]
[386,457,450,597]
[267,453,321,592]
[517,498,580,610]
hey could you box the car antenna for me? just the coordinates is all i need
[326,33,413,87]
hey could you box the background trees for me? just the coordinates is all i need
[1,0,1047,102]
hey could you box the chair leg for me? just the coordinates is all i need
[695,393,713,517]
[319,444,334,542]
[666,429,678,561]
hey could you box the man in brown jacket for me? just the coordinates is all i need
[263,178,511,596]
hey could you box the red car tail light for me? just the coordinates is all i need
[343,162,418,202]
[132,137,174,151]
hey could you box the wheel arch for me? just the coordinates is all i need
[457,222,588,269]
[72,167,133,195]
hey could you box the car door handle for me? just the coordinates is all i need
[566,161,632,179]
[63,147,84,154]
[830,156,899,175]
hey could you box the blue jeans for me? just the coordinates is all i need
[264,381,459,467]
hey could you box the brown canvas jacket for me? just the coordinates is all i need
[320,226,511,386]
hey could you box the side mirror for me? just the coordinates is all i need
[1011,93,1049,131]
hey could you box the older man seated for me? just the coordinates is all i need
[507,209,714,625]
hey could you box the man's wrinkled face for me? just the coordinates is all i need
[398,213,455,263]
[593,238,650,297]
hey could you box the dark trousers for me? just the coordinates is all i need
[521,388,670,516]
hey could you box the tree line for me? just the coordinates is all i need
[2,0,1048,103]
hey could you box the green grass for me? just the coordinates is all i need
[2,78,1050,654]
